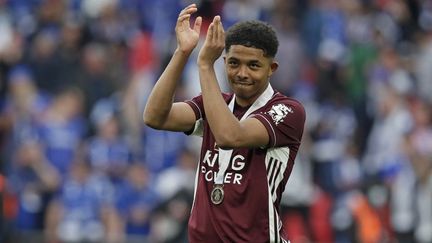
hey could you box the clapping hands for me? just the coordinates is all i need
[175,4,225,66]
[197,15,225,67]
[175,4,202,54]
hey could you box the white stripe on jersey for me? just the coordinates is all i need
[268,188,284,243]
[266,147,290,202]
[268,184,277,242]
[191,157,201,213]
[266,147,290,242]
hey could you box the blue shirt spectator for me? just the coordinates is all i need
[7,141,59,230]
[116,163,159,236]
[37,88,86,176]
[46,160,117,243]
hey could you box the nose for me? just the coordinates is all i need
[236,65,248,79]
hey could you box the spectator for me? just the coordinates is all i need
[87,98,132,186]
[45,158,121,243]
[7,140,59,237]
[76,42,117,117]
[115,163,159,241]
[0,66,50,163]
[37,87,86,176]
[405,98,432,243]
[155,149,197,201]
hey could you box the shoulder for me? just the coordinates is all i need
[264,93,305,123]
[269,92,304,110]
[252,92,305,148]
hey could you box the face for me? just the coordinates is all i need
[224,45,278,106]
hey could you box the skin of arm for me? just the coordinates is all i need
[143,4,202,132]
[31,159,60,191]
[197,16,270,149]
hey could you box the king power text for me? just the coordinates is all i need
[200,149,245,185]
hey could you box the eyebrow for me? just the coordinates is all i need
[227,57,261,63]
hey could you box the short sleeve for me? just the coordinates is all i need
[184,93,233,136]
[252,98,305,148]
[184,95,204,136]
[185,95,204,121]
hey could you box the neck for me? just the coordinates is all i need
[235,97,254,107]
[235,84,270,107]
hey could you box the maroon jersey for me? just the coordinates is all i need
[185,85,305,243]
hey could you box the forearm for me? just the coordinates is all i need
[32,161,60,191]
[199,65,241,147]
[143,49,191,128]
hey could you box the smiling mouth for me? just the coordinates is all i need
[234,81,253,86]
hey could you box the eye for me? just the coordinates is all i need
[249,63,260,69]
[228,61,238,67]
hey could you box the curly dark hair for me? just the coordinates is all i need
[225,20,279,58]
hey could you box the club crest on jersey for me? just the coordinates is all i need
[267,104,293,125]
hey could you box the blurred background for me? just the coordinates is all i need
[0,0,431,242]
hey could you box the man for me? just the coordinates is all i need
[144,3,305,242]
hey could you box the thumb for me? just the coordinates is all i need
[194,16,202,34]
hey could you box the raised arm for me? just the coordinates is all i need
[197,16,270,149]
[143,4,202,132]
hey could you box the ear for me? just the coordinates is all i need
[268,61,279,77]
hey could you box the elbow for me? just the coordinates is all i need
[46,175,61,192]
[47,180,60,192]
[143,110,163,130]
[215,133,239,149]
[142,112,152,127]
[143,114,163,130]
[143,119,158,129]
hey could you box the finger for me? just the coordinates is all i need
[193,16,202,34]
[219,18,225,44]
[180,3,196,13]
[213,16,221,43]
[206,22,214,43]
[177,14,191,26]
[178,9,197,28]
[179,4,197,16]
[179,8,197,20]
[178,14,191,22]
[185,3,197,9]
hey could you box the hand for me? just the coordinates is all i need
[175,4,202,54]
[197,16,225,67]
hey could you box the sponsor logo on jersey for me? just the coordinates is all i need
[201,149,245,185]
[267,104,293,125]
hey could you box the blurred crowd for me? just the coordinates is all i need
[0,0,431,243]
